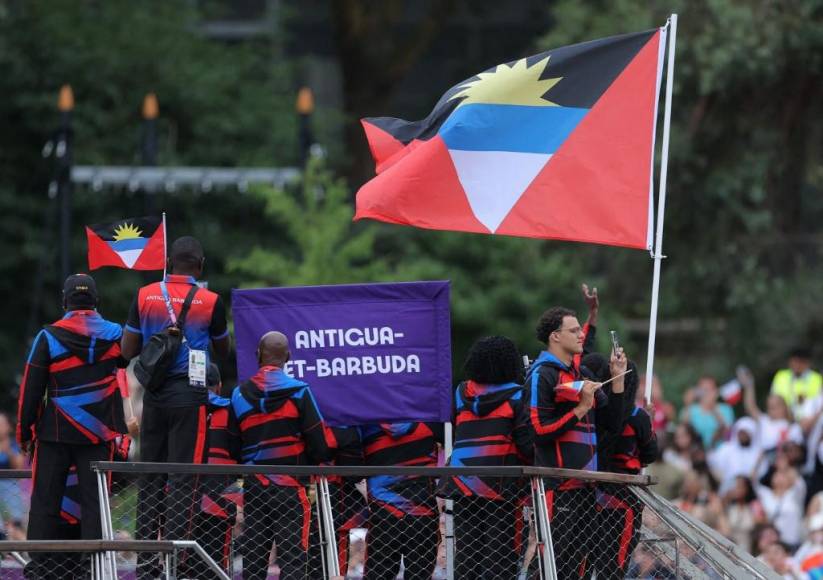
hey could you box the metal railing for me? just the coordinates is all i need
[0,465,777,579]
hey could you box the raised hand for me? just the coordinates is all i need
[610,347,628,376]
[581,283,599,313]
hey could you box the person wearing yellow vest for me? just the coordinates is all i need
[771,348,822,419]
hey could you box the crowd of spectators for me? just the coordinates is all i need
[646,348,823,578]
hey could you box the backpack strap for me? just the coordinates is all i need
[175,285,200,331]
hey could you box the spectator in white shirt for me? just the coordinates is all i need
[709,417,764,495]
[753,455,807,549]
[742,369,803,453]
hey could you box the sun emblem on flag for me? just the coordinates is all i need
[449,55,562,109]
[112,223,143,241]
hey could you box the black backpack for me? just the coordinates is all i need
[133,284,199,392]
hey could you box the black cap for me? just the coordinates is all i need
[63,273,98,309]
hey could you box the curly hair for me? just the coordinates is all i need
[463,335,522,385]
[535,306,576,344]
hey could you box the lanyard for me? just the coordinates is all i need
[159,281,178,326]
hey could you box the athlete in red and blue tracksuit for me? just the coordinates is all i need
[121,238,231,580]
[18,275,126,564]
[227,335,337,580]
[591,359,657,579]
[527,308,625,579]
[438,335,533,579]
[189,364,243,579]
[360,422,443,580]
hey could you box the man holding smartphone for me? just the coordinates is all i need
[526,286,627,579]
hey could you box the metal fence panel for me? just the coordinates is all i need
[0,465,778,579]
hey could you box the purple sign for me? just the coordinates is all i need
[232,281,452,426]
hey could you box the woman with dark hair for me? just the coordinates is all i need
[663,422,704,473]
[723,476,764,553]
[438,335,532,579]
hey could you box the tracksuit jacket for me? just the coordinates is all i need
[359,422,443,517]
[18,310,126,446]
[360,422,442,580]
[603,405,658,475]
[439,380,532,500]
[225,366,337,580]
[228,365,337,484]
[439,381,534,580]
[525,324,625,490]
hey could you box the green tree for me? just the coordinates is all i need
[0,0,297,407]
[229,157,391,287]
[538,0,823,397]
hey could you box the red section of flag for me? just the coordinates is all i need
[361,120,405,173]
[86,219,165,271]
[720,381,742,405]
[131,224,166,271]
[86,227,126,270]
[355,135,487,233]
[724,391,742,406]
[496,31,661,248]
[355,31,662,249]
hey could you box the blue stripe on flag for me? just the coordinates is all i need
[439,104,588,154]
[107,238,148,252]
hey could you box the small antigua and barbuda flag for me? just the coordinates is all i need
[555,380,586,403]
[719,379,743,405]
[85,215,166,270]
[355,26,668,249]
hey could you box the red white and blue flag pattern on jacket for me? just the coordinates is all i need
[85,215,166,270]
[355,27,667,249]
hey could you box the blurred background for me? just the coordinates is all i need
[2,0,822,412]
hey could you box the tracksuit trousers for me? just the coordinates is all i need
[592,485,643,579]
[241,480,312,580]
[135,403,207,579]
[26,441,112,580]
[365,503,439,580]
[546,487,597,580]
[453,495,520,579]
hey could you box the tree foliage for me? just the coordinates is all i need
[538,0,823,395]
[1,0,821,411]
[229,158,390,287]
[0,0,296,407]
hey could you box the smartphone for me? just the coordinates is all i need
[610,330,620,354]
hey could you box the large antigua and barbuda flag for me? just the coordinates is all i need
[85,216,166,270]
[355,27,668,249]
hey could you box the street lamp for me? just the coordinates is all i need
[296,87,314,166]
[56,84,74,281]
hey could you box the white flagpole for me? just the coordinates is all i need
[161,211,168,280]
[644,14,678,405]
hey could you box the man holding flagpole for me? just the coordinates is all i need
[121,236,230,579]
[526,295,626,579]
